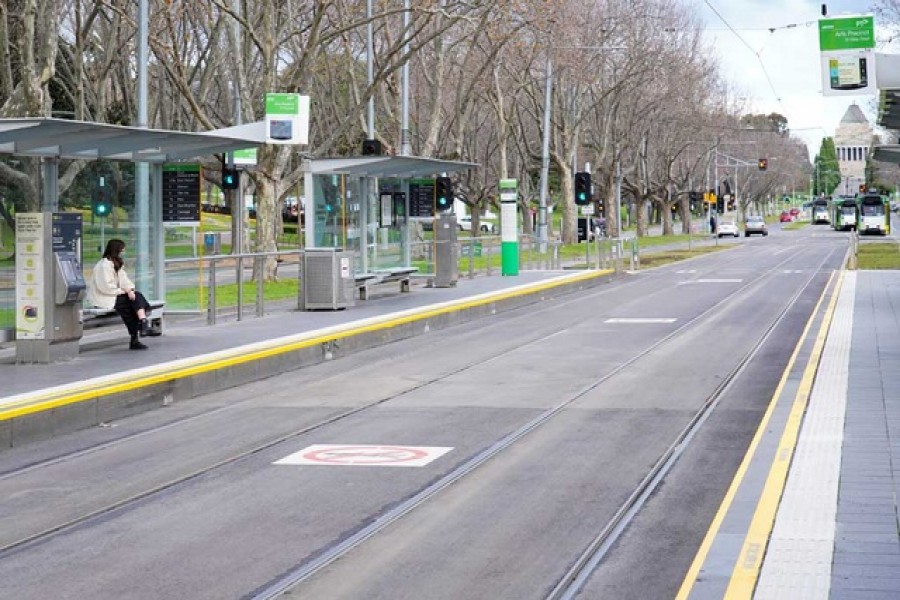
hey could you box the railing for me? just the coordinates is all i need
[165,249,303,326]
[162,236,627,327]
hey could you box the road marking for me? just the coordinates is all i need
[676,269,697,274]
[274,444,453,467]
[782,270,803,274]
[604,318,677,324]
[674,270,840,600]
[678,278,743,285]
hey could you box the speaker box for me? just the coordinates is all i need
[362,139,382,156]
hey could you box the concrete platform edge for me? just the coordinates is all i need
[0,269,612,449]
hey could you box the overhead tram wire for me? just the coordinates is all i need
[703,0,788,111]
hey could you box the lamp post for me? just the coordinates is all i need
[536,45,626,251]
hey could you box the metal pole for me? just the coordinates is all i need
[232,0,244,317]
[400,0,411,156]
[135,0,150,290]
[537,55,552,253]
[616,153,622,236]
[367,0,374,139]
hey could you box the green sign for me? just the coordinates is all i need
[265,93,300,116]
[819,16,875,51]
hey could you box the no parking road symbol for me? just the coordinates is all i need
[274,444,453,467]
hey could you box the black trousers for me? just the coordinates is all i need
[114,291,151,336]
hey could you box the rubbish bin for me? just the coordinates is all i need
[301,248,354,310]
[204,232,221,254]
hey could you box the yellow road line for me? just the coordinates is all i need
[676,269,841,600]
[0,269,611,422]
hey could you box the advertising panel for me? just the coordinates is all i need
[819,15,876,97]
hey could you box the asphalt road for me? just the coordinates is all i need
[0,223,848,599]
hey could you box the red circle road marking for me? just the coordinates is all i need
[302,446,430,465]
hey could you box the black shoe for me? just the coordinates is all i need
[130,339,148,350]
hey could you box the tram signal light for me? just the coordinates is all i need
[436,177,453,211]
[758,158,768,171]
[92,188,111,218]
[222,167,239,190]
[574,172,591,206]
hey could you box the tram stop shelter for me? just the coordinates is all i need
[0,117,267,346]
[303,156,477,275]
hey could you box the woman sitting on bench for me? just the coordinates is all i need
[86,239,161,350]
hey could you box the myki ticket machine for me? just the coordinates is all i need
[15,212,86,363]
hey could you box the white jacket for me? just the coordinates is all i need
[86,258,135,309]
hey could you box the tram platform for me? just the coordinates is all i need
[682,270,900,600]
[0,269,612,449]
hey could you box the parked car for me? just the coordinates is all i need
[458,216,496,233]
[745,215,768,237]
[717,220,739,238]
[779,211,793,223]
[789,207,801,218]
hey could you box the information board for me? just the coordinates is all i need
[162,164,201,224]
[409,179,436,218]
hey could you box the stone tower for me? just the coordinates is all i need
[834,104,873,195]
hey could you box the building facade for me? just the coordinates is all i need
[834,104,873,196]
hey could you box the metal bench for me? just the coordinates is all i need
[355,268,418,300]
[82,300,165,334]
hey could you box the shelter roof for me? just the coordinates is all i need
[0,117,265,163]
[304,156,478,178]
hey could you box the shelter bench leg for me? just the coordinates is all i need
[401,279,410,293]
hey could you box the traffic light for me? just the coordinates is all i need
[758,158,768,171]
[436,177,453,211]
[362,139,382,156]
[92,187,111,218]
[222,167,239,190]
[859,183,866,193]
[574,172,591,206]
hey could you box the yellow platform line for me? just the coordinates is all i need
[0,269,611,422]
[676,269,841,600]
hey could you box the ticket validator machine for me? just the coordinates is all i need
[15,212,86,363]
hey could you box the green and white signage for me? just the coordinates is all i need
[499,179,518,276]
[265,92,311,145]
[818,15,875,97]
[232,148,257,166]
[819,16,875,51]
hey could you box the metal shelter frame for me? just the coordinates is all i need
[0,117,266,307]
[303,156,478,274]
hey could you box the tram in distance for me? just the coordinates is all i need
[831,196,858,231]
[811,197,830,225]
[856,192,891,235]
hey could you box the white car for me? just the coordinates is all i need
[717,220,739,238]
[458,216,496,233]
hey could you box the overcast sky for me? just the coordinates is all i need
[698,0,883,160]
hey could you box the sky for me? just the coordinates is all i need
[698,0,887,161]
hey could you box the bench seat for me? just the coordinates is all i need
[355,268,417,300]
[82,300,165,334]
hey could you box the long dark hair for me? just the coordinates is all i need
[103,239,126,272]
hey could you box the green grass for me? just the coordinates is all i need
[782,221,809,230]
[164,278,299,311]
[856,243,900,270]
[639,246,729,268]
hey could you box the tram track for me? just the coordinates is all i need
[246,245,842,599]
[0,239,837,592]
[0,238,755,480]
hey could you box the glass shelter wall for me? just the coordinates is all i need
[308,173,409,274]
